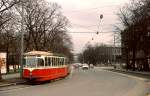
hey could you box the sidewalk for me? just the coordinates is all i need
[98,66,150,79]
[2,73,20,80]
[0,73,25,87]
[116,69,150,76]
[104,67,150,80]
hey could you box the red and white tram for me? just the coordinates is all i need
[23,51,70,82]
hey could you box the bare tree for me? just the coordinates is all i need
[0,0,73,79]
[116,0,150,71]
[0,0,20,28]
[0,0,20,79]
[15,0,73,58]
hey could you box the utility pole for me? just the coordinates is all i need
[20,0,24,78]
[113,32,116,65]
[82,54,84,64]
[97,14,103,35]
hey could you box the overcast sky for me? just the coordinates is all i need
[46,0,130,54]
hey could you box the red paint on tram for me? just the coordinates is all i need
[23,67,69,81]
[22,51,70,82]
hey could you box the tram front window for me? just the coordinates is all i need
[25,57,37,67]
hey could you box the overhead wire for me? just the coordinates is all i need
[67,31,113,33]
[64,4,118,47]
[63,4,120,13]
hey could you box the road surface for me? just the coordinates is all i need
[0,67,149,96]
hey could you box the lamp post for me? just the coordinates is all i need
[97,14,103,35]
[20,0,24,78]
[126,46,129,70]
[113,32,116,65]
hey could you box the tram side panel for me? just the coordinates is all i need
[23,66,69,82]
[23,54,69,82]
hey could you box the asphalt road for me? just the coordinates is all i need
[0,67,149,96]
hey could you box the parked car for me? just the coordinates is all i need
[72,64,79,69]
[78,63,83,67]
[89,64,94,69]
[82,64,89,70]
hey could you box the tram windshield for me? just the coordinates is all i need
[24,56,45,67]
[24,56,37,67]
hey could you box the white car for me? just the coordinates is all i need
[89,64,94,68]
[82,64,89,70]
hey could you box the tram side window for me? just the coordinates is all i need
[58,58,61,66]
[53,58,56,66]
[55,58,58,66]
[54,58,56,66]
[62,58,64,65]
[45,57,48,66]
[48,57,51,66]
[60,58,63,65]
[59,58,61,66]
[52,57,54,66]
[57,58,59,66]
[54,58,57,66]
[37,58,44,67]
[55,58,57,66]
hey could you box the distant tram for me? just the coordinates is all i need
[23,51,70,82]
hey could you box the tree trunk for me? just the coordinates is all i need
[14,64,16,72]
[131,46,136,71]
[143,57,149,71]
[126,48,130,70]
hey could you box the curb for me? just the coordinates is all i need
[107,69,150,77]
[0,83,17,87]
[104,69,150,96]
[105,69,147,81]
[117,69,150,76]
[0,81,26,88]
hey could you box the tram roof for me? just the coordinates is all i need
[24,51,53,56]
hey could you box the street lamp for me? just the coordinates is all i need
[97,14,103,35]
[100,14,103,19]
[87,14,103,44]
[20,0,24,78]
[84,14,103,53]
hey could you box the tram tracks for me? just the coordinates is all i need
[0,81,34,92]
[0,78,67,92]
[0,74,72,92]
